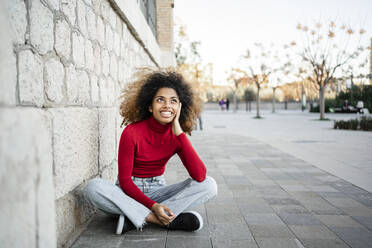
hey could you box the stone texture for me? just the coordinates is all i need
[96,16,105,46]
[105,25,113,51]
[101,49,109,76]
[7,0,27,44]
[0,3,17,106]
[90,73,99,104]
[98,108,116,169]
[30,0,54,54]
[45,57,65,103]
[61,0,76,25]
[51,108,98,199]
[0,108,55,248]
[76,0,87,35]
[72,32,85,68]
[109,52,117,80]
[86,6,97,40]
[56,188,95,248]
[93,43,101,75]
[55,18,71,60]
[76,70,91,105]
[85,39,94,71]
[18,49,44,106]
[65,65,79,104]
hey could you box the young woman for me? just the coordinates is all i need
[83,68,217,234]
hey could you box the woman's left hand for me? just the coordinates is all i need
[172,102,183,136]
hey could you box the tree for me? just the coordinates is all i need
[241,43,275,118]
[292,21,367,119]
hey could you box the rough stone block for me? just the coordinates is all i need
[76,0,87,35]
[105,25,113,51]
[101,48,109,76]
[109,52,117,81]
[30,0,54,55]
[0,108,55,248]
[85,39,94,71]
[0,6,17,106]
[18,49,44,106]
[113,31,120,56]
[96,16,105,46]
[76,70,91,105]
[86,6,96,40]
[7,0,27,44]
[98,108,116,169]
[66,65,79,104]
[72,32,85,68]
[90,73,99,104]
[51,108,98,199]
[93,43,101,75]
[61,0,76,25]
[55,18,71,60]
[56,187,95,248]
[45,57,65,103]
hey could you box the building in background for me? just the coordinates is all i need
[0,0,175,247]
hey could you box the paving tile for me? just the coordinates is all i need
[351,216,372,230]
[206,202,241,216]
[238,202,275,214]
[211,238,259,248]
[249,224,295,238]
[125,223,167,237]
[264,197,302,206]
[299,238,350,248]
[316,215,364,228]
[224,175,252,186]
[243,214,285,225]
[119,236,166,248]
[165,236,211,248]
[271,204,311,215]
[209,222,254,240]
[71,233,123,248]
[279,213,323,225]
[207,213,246,225]
[255,238,303,248]
[330,226,372,248]
[288,225,339,239]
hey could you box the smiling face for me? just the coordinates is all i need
[149,87,180,125]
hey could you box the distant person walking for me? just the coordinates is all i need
[225,98,230,111]
[219,99,226,111]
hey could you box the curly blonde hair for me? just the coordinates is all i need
[119,67,203,135]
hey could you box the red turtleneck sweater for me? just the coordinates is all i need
[118,116,207,210]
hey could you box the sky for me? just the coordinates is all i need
[174,0,372,85]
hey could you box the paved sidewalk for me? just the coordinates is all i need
[72,123,372,248]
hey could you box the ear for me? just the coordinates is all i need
[149,105,153,113]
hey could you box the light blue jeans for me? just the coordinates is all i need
[83,175,217,229]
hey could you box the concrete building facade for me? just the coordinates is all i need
[0,0,175,247]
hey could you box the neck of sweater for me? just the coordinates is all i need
[147,116,172,133]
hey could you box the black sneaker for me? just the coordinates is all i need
[167,211,203,231]
[116,215,135,234]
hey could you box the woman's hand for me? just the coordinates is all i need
[172,102,183,136]
[151,203,175,225]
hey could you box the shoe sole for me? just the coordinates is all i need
[183,211,203,231]
[116,215,124,235]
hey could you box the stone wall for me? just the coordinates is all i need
[0,0,174,247]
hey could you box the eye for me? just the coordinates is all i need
[171,99,178,104]
[156,98,164,103]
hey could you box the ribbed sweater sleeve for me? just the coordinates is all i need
[176,133,207,182]
[117,127,156,210]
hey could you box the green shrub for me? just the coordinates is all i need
[334,116,372,131]
[360,116,372,131]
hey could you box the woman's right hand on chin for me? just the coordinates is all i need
[151,203,175,225]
